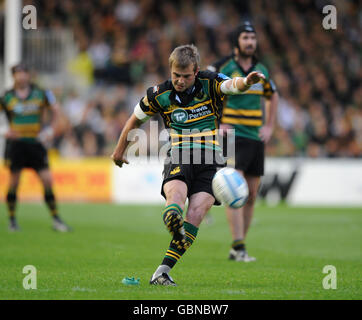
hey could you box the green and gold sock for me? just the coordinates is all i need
[232,239,245,251]
[44,188,58,217]
[162,221,199,268]
[161,203,183,223]
[6,188,17,219]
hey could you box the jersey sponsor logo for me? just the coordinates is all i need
[188,105,212,120]
[171,105,213,123]
[171,108,188,123]
[13,103,40,114]
[13,104,25,114]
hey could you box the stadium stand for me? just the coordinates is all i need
[0,0,361,158]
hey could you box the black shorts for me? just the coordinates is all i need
[161,149,225,205]
[223,136,264,176]
[6,139,49,172]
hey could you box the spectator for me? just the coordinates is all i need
[6,0,359,159]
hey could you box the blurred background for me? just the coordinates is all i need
[0,0,361,205]
[0,0,361,159]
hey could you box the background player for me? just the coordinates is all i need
[0,64,71,232]
[209,22,279,262]
[111,44,265,285]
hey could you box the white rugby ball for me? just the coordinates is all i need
[212,167,249,208]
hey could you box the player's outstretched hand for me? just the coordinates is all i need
[111,152,129,168]
[245,71,265,86]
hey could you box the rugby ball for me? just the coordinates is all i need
[212,167,249,208]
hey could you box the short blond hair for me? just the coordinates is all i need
[169,44,200,72]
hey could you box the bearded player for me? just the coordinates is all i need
[209,22,279,262]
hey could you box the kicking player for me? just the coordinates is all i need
[209,22,278,262]
[0,63,71,232]
[111,44,265,286]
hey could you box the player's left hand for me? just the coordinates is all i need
[37,127,54,147]
[259,125,273,143]
[5,129,19,140]
[219,123,233,136]
[245,71,265,86]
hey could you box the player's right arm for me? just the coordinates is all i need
[111,113,144,167]
[220,71,265,95]
[111,94,158,168]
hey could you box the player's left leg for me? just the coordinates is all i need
[185,191,215,227]
[150,179,188,286]
[37,169,71,232]
[227,137,264,262]
[150,160,216,286]
[228,174,260,262]
[243,175,260,237]
[225,169,245,249]
[6,170,21,231]
[240,175,260,261]
[5,140,23,231]
[150,192,214,286]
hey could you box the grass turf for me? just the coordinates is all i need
[0,203,361,300]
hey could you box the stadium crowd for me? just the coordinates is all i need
[2,0,361,158]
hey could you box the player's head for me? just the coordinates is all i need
[233,21,257,58]
[11,63,31,87]
[169,44,200,92]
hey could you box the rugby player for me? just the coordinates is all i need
[0,64,71,232]
[111,44,265,285]
[208,22,278,262]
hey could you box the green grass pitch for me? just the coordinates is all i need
[0,203,361,300]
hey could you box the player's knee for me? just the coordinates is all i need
[8,182,19,191]
[40,176,53,188]
[186,205,209,226]
[9,173,20,188]
[166,190,186,209]
[185,211,203,227]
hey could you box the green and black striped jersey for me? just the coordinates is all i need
[139,70,228,152]
[210,55,277,141]
[0,84,56,141]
